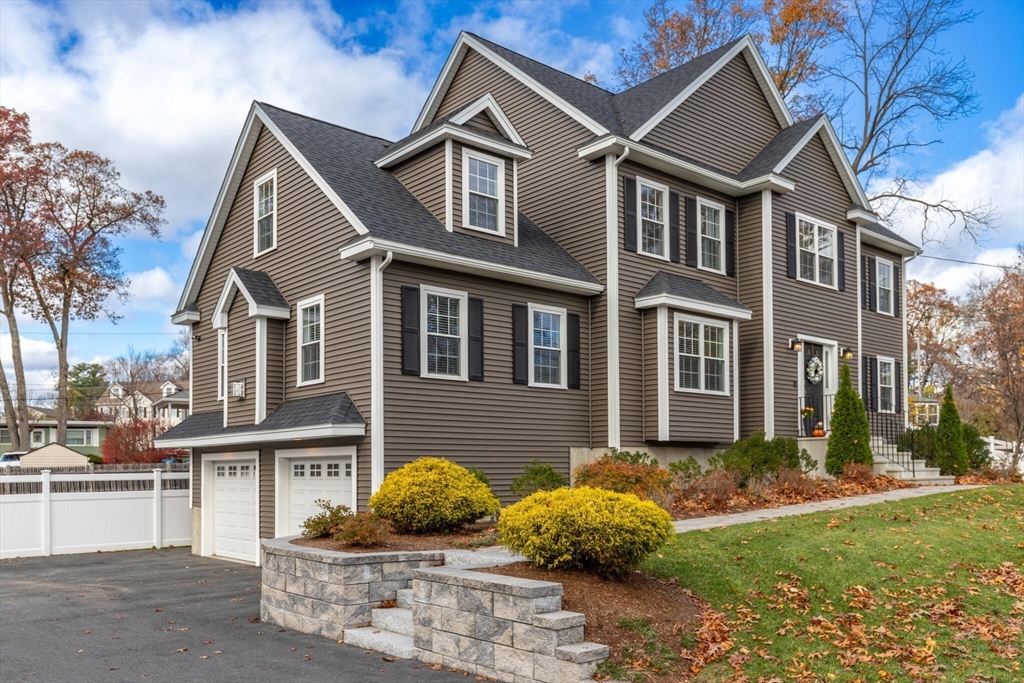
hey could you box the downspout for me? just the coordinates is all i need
[370,250,393,499]
[606,146,629,449]
[902,252,915,429]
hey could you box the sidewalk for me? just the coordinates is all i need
[673,484,983,533]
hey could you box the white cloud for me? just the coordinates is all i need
[1,333,57,373]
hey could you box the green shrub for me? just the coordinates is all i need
[573,456,674,503]
[826,362,874,476]
[935,385,969,476]
[668,456,703,484]
[301,499,352,539]
[708,431,814,485]
[608,449,656,466]
[498,486,674,577]
[333,511,391,547]
[899,424,938,467]
[510,458,568,498]
[961,423,991,471]
[466,466,491,487]
[369,457,501,533]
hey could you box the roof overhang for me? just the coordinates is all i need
[212,268,290,329]
[634,293,752,321]
[859,227,922,257]
[171,309,200,325]
[579,136,795,196]
[339,238,604,296]
[155,422,366,450]
[846,207,879,225]
[375,122,532,169]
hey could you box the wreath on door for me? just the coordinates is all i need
[805,356,824,385]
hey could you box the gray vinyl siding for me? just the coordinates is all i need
[667,314,735,442]
[392,144,447,226]
[382,262,590,501]
[227,293,256,427]
[771,133,859,438]
[642,309,657,440]
[643,54,782,175]
[617,161,738,446]
[736,192,765,437]
[260,449,274,539]
[434,48,607,445]
[465,111,502,136]
[265,318,285,415]
[451,141,515,246]
[860,243,904,362]
[192,453,201,507]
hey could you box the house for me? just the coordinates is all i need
[1,407,108,459]
[96,380,191,428]
[156,32,919,564]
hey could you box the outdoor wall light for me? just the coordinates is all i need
[842,348,855,360]
[789,339,803,352]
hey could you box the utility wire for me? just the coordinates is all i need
[916,254,1023,270]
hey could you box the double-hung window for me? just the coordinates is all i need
[253,169,277,256]
[637,178,669,259]
[297,295,324,385]
[462,149,504,235]
[876,258,893,315]
[421,286,468,380]
[878,357,895,412]
[674,313,729,395]
[528,304,567,388]
[65,429,91,446]
[698,198,725,273]
[217,329,227,400]
[796,214,837,288]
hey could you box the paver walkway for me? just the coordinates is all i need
[673,484,982,533]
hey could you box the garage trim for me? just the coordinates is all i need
[200,450,260,565]
[274,446,357,538]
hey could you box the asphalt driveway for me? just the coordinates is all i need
[0,547,465,682]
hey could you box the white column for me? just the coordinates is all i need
[41,470,51,556]
[153,469,163,549]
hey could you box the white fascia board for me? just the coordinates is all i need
[449,93,528,147]
[252,304,290,319]
[578,136,794,196]
[413,33,608,137]
[155,422,366,449]
[846,207,878,224]
[630,37,793,141]
[171,309,200,325]
[339,239,604,296]
[860,229,922,256]
[375,123,532,169]
[633,293,752,321]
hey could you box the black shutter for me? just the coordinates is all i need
[837,231,846,291]
[567,313,581,390]
[512,304,528,385]
[786,212,797,279]
[868,256,877,312]
[862,255,870,309]
[869,357,879,412]
[684,196,698,266]
[468,297,484,381]
[893,265,901,316]
[623,176,637,253]
[725,209,736,277]
[895,361,902,412]
[400,286,420,375]
[669,191,680,263]
[862,356,869,401]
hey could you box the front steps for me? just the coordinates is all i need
[342,604,416,658]
[870,438,955,485]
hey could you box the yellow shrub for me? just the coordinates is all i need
[369,457,500,533]
[497,486,675,577]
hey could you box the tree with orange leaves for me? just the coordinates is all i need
[905,279,966,394]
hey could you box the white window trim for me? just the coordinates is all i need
[636,176,671,261]
[878,355,896,413]
[217,329,228,401]
[696,196,726,275]
[252,168,278,257]
[296,294,326,387]
[527,303,568,389]
[420,285,469,382]
[672,312,730,396]
[795,212,839,290]
[461,148,506,236]
[875,257,894,316]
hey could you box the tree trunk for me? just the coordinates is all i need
[55,303,71,445]
[0,304,32,450]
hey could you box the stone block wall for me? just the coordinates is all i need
[260,537,443,640]
[412,566,609,683]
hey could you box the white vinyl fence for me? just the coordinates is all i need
[0,469,191,559]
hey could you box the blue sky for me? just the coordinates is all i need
[1,0,1022,398]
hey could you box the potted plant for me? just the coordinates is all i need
[801,405,815,436]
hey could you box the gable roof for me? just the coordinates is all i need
[862,222,921,253]
[634,271,751,320]
[738,114,824,180]
[233,267,289,308]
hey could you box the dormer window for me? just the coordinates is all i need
[111,386,122,398]
[462,149,504,235]
[254,169,277,256]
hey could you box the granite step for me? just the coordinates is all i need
[371,607,413,637]
[343,626,417,658]
[396,588,413,610]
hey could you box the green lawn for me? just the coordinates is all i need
[646,486,1023,682]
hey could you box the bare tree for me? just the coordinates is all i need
[165,328,191,382]
[104,346,167,421]
[829,0,993,245]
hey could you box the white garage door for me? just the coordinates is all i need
[212,461,257,562]
[288,459,352,536]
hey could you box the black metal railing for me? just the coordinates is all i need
[867,409,916,476]
[797,393,835,437]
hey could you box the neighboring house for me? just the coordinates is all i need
[96,380,191,428]
[156,32,919,564]
[1,407,108,459]
[18,443,91,468]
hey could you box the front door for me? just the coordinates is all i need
[802,342,826,436]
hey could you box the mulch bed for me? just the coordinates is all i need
[292,522,497,553]
[477,562,702,682]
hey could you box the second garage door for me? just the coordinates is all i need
[212,461,257,562]
[287,459,352,536]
